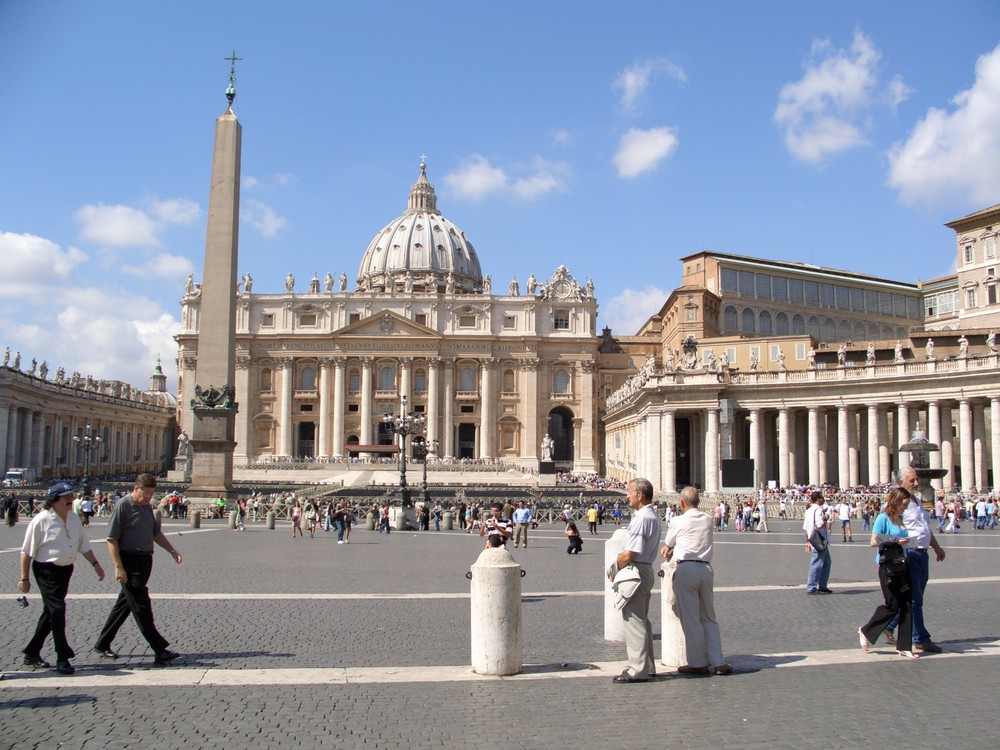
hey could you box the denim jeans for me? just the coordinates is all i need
[806,539,831,591]
[888,549,931,643]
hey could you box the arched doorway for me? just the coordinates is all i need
[546,407,574,465]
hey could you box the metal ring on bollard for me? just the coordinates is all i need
[466,571,473,580]
[520,569,526,578]
[657,569,665,578]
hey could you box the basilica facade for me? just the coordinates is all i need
[175,164,599,471]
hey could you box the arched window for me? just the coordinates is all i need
[348,369,360,392]
[838,320,851,341]
[853,322,865,340]
[414,369,427,393]
[259,368,272,392]
[741,308,756,334]
[300,366,315,391]
[792,314,805,335]
[758,310,772,335]
[823,318,836,341]
[460,366,476,392]
[896,327,906,339]
[868,323,879,340]
[503,369,516,393]
[723,305,738,332]
[882,324,893,339]
[775,312,789,336]
[379,366,395,391]
[554,370,570,394]
[807,316,820,339]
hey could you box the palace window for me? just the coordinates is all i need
[503,315,516,329]
[775,312,789,336]
[738,271,754,295]
[460,367,476,392]
[721,268,737,292]
[553,310,570,330]
[261,313,275,328]
[755,274,771,299]
[503,369,516,393]
[299,313,317,327]
[789,279,804,303]
[836,285,850,309]
[379,366,395,391]
[459,315,477,328]
[986,236,996,259]
[820,283,835,307]
[259,368,273,392]
[741,308,755,334]
[554,370,570,394]
[805,281,819,305]
[724,306,738,332]
[414,369,427,393]
[966,288,977,309]
[758,310,772,335]
[772,277,788,301]
[808,316,820,339]
[348,370,360,392]
[791,314,805,335]
[300,367,315,390]
[964,244,974,264]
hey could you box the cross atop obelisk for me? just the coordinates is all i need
[225,50,242,108]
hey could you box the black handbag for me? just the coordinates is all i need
[808,532,828,554]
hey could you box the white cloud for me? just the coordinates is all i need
[242,199,287,236]
[274,173,297,187]
[613,58,687,112]
[887,42,1000,207]
[613,127,679,178]
[775,30,902,163]
[121,253,196,279]
[243,176,262,189]
[74,197,201,247]
[601,285,669,336]
[444,155,570,202]
[552,129,572,146]
[0,231,88,298]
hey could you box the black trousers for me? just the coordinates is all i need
[95,551,168,653]
[25,561,75,661]
[860,563,913,652]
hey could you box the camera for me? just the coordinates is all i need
[16,596,29,608]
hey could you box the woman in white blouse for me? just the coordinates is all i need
[18,482,105,675]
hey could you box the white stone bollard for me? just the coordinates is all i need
[659,559,687,669]
[470,546,523,675]
[604,528,629,642]
[228,510,237,529]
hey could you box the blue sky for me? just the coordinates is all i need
[1,1,998,391]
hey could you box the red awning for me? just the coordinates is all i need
[347,444,400,453]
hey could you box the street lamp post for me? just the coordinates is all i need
[382,395,425,506]
[73,423,102,497]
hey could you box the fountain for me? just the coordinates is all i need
[898,421,948,507]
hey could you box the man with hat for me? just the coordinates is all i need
[17,482,106,674]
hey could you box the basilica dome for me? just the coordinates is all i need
[356,162,483,294]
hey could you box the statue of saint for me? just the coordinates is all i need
[184,274,195,295]
[309,275,321,294]
[445,273,456,294]
[837,344,846,367]
[664,348,676,370]
[39,361,48,380]
[777,348,786,372]
[988,331,997,354]
[807,347,816,368]
[285,272,295,293]
[177,431,192,457]
[242,272,253,293]
[540,434,554,462]
[324,272,334,293]
[894,341,904,363]
[508,276,520,296]
[29,358,37,376]
[926,338,935,360]
[13,352,21,370]
[526,274,537,295]
[749,350,759,371]
[482,274,491,294]
[866,343,876,366]
[958,334,969,358]
[340,272,348,292]
[585,278,595,299]
[404,272,414,293]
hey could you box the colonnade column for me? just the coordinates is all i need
[991,397,1000,495]
[663,410,676,493]
[749,409,762,489]
[20,410,33,468]
[818,411,829,485]
[645,410,662,490]
[959,399,974,492]
[786,409,797,486]
[480,359,493,460]
[332,358,345,458]
[940,404,954,489]
[972,402,987,490]
[705,407,719,493]
[847,408,860,487]
[426,359,439,450]
[318,359,331,458]
[278,359,293,457]
[896,402,911,475]
[360,358,373,448]
[0,406,11,473]
[777,408,789,488]
[867,405,879,487]
[807,407,820,486]
[878,406,890,484]
[837,406,849,490]
[442,359,454,459]
[927,401,942,490]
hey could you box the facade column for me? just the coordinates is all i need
[663,410,676,494]
[867,405,879,487]
[0,405,11,474]
[896,402,911,475]
[927,401,943,491]
[807,407,819,486]
[523,361,539,462]
[426,359,440,450]
[878,406,891,484]
[940,404,954,489]
[847,408,859,487]
[318,358,331,458]
[332,358,345,458]
[705,407,719,493]
[786,409,797,485]
[278,359,294,457]
[972,402,987,490]
[480,359,493,460]
[360,358,374,450]
[646,410,662,490]
[749,408,762,489]
[442,359,455,459]
[777,408,789,488]
[233,356,251,462]
[991,397,1000,495]
[818,411,829,485]
[959,399,974,492]
[400,357,412,411]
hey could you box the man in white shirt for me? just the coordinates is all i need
[836,499,854,542]
[660,487,733,676]
[803,491,832,594]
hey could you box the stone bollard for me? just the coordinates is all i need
[469,546,523,675]
[658,560,687,669]
[604,528,629,642]
[228,510,237,529]
[190,510,201,529]
[267,511,276,530]
[443,511,454,530]
[394,507,407,530]
[366,511,377,531]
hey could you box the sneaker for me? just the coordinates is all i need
[858,628,871,653]
[882,629,896,645]
[154,650,180,665]
[897,650,920,659]
[22,655,51,669]
[916,641,943,653]
[55,660,75,675]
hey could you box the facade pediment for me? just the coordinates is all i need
[334,310,442,339]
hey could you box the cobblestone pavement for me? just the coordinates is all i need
[1,516,998,749]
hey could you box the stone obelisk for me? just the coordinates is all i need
[186,55,242,500]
